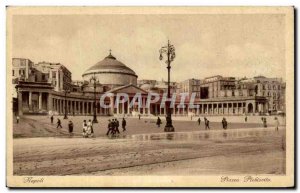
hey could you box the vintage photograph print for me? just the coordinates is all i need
[6,7,294,187]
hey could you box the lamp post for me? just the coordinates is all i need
[90,72,98,123]
[63,89,70,119]
[159,40,176,132]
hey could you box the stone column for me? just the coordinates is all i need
[142,97,146,115]
[127,97,130,115]
[37,93,42,110]
[122,99,125,115]
[110,97,114,115]
[226,103,229,114]
[47,93,53,112]
[28,91,32,111]
[18,91,23,115]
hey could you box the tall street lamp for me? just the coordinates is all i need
[159,40,176,132]
[63,89,70,119]
[90,72,98,123]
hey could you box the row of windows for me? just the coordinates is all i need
[12,69,25,76]
[262,84,281,90]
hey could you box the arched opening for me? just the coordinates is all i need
[248,103,254,113]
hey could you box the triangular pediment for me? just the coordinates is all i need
[108,84,148,94]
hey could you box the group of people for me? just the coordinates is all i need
[82,120,94,138]
[196,117,210,129]
[106,118,127,136]
[51,115,127,137]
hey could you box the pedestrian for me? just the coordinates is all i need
[122,118,127,131]
[191,115,193,121]
[50,115,54,124]
[156,117,162,127]
[106,119,113,136]
[82,120,88,138]
[138,114,141,120]
[275,117,280,131]
[87,119,94,137]
[222,117,227,130]
[68,120,73,136]
[263,117,267,128]
[245,116,247,122]
[56,118,62,128]
[16,115,20,124]
[115,119,120,134]
[222,117,226,129]
[197,117,201,126]
[205,118,210,130]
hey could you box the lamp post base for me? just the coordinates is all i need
[92,119,98,124]
[63,115,68,119]
[164,125,175,132]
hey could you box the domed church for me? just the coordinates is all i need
[82,51,138,89]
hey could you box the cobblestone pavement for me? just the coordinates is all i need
[13,115,274,138]
[13,127,286,176]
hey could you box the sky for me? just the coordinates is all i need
[12,14,286,82]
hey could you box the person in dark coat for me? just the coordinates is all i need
[156,117,162,127]
[115,119,120,134]
[138,114,141,120]
[222,117,227,130]
[263,117,267,128]
[245,116,247,122]
[197,117,201,126]
[106,120,113,136]
[68,120,73,136]
[122,118,127,131]
[204,117,210,130]
[56,118,62,128]
[50,115,54,124]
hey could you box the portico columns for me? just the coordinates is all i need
[18,91,23,115]
[29,91,32,111]
[142,97,145,115]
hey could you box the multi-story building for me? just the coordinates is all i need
[35,62,72,92]
[12,58,34,81]
[177,78,201,98]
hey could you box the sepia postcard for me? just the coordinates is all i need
[6,6,294,188]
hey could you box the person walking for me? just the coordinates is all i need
[138,114,141,120]
[87,119,93,137]
[122,118,127,131]
[50,115,54,124]
[245,116,247,122]
[106,119,113,136]
[205,118,210,130]
[222,117,227,130]
[115,119,120,134]
[156,117,162,128]
[16,115,20,124]
[222,117,226,129]
[68,120,73,136]
[263,117,267,128]
[197,117,201,126]
[56,118,62,128]
[82,120,88,138]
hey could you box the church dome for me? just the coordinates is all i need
[82,52,138,87]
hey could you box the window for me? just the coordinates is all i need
[52,72,56,78]
[12,70,14,76]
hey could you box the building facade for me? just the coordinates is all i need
[13,54,285,117]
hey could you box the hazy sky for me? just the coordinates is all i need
[12,14,286,81]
